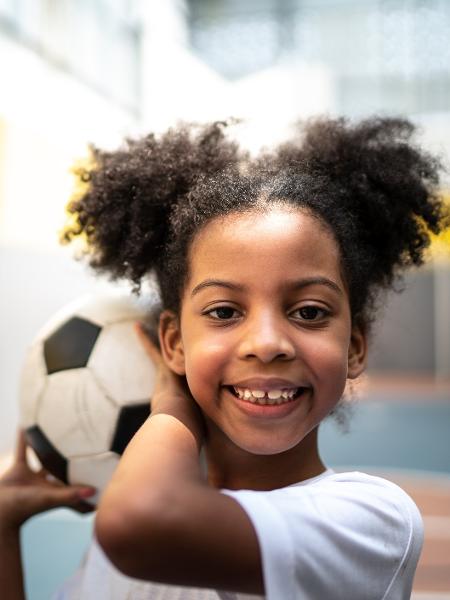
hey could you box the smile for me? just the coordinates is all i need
[228,386,304,405]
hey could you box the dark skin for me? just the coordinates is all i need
[204,417,323,491]
[0,432,96,600]
[95,208,367,594]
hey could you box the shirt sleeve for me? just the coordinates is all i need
[222,472,423,600]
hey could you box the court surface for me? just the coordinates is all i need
[320,377,450,597]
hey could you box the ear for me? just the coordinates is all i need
[347,324,367,379]
[158,310,186,375]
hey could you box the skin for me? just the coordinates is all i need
[0,432,95,600]
[96,206,367,594]
[176,207,365,487]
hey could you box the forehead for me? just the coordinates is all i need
[187,207,345,292]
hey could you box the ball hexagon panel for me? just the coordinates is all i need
[69,451,119,506]
[19,342,47,427]
[19,291,159,500]
[111,403,151,455]
[37,369,118,457]
[88,321,155,406]
[43,317,101,374]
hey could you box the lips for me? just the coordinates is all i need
[223,386,309,420]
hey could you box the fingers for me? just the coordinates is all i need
[135,322,163,364]
[37,468,63,485]
[39,485,96,512]
[14,429,28,464]
[73,500,96,514]
[5,483,97,526]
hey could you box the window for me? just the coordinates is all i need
[187,0,450,116]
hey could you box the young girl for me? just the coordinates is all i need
[1,117,448,599]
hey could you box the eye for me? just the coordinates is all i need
[205,306,241,320]
[291,305,329,321]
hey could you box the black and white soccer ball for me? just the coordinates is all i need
[19,291,159,504]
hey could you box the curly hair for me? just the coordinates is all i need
[62,117,448,333]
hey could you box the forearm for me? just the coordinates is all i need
[111,409,204,496]
[0,527,25,600]
[96,394,207,575]
[112,391,204,491]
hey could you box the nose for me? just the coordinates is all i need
[237,310,296,363]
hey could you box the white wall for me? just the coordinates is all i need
[0,32,138,454]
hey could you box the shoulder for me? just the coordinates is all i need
[225,470,423,533]
[298,470,423,524]
[223,471,423,600]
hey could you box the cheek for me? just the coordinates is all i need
[184,337,230,387]
[307,334,350,382]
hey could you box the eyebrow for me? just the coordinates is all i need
[191,276,343,297]
[191,279,244,297]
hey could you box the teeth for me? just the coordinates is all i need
[232,386,300,405]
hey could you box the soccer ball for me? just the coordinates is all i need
[19,291,159,504]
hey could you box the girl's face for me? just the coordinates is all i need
[165,207,366,456]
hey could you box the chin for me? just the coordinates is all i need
[230,433,304,456]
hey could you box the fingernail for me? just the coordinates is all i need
[78,487,96,498]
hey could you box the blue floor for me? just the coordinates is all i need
[22,509,94,600]
[319,400,450,475]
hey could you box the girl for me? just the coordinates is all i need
[2,117,448,599]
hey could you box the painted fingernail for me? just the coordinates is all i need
[78,487,96,498]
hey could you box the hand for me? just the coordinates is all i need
[0,431,96,534]
[135,322,194,410]
[135,322,205,444]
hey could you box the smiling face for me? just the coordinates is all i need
[162,206,366,458]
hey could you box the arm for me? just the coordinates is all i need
[95,327,263,594]
[0,431,95,600]
[0,524,25,600]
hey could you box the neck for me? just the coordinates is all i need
[204,421,326,491]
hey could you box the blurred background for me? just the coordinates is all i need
[0,1,449,597]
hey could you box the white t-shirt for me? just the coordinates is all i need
[54,470,423,600]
